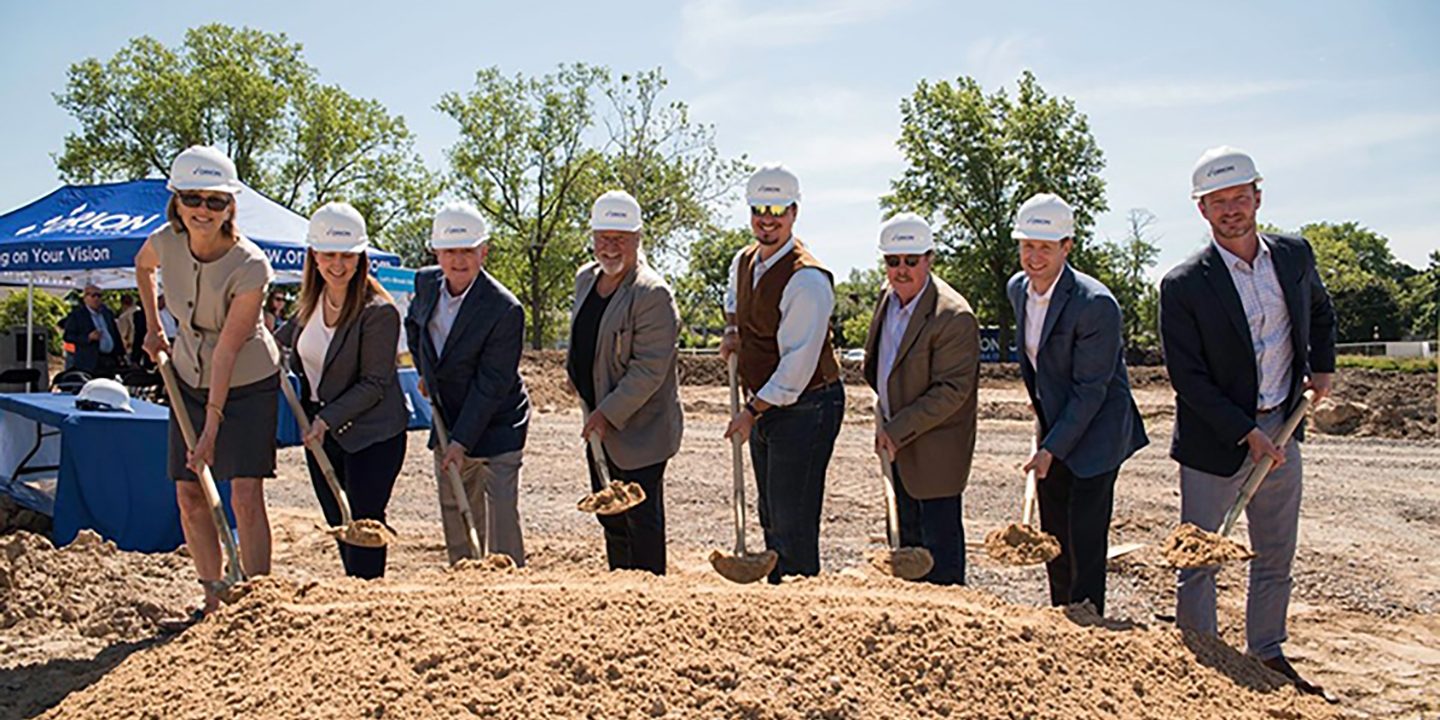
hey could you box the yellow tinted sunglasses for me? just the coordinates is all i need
[749,204,792,218]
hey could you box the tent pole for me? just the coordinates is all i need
[25,275,34,392]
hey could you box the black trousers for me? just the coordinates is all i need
[585,446,667,575]
[1035,459,1117,615]
[891,463,966,586]
[751,381,845,584]
[304,430,406,579]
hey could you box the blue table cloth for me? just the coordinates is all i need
[0,392,232,552]
[276,367,430,447]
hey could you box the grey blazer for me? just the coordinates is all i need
[567,262,683,471]
[276,296,409,454]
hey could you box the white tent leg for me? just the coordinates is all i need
[25,275,34,392]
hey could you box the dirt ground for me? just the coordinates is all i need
[2,362,1437,718]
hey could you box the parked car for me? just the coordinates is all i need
[841,348,866,363]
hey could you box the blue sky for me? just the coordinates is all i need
[2,0,1436,280]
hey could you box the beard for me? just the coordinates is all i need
[598,256,625,276]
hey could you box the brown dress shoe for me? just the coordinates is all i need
[1261,655,1339,704]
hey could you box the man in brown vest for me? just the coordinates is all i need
[721,164,845,584]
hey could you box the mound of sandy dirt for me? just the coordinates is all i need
[985,523,1063,566]
[42,567,1336,719]
[0,530,194,666]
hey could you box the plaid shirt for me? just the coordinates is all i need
[1213,237,1293,410]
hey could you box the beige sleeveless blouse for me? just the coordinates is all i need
[148,223,280,388]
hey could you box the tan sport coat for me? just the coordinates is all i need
[862,275,980,499]
[569,262,683,470]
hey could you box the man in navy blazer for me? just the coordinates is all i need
[1161,147,1335,699]
[405,202,530,567]
[1006,193,1147,617]
[62,284,127,378]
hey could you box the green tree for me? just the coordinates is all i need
[834,267,886,349]
[1088,208,1161,350]
[883,71,1106,351]
[1302,222,1408,342]
[598,68,750,267]
[1400,250,1439,340]
[672,226,750,346]
[53,24,437,255]
[0,291,70,356]
[438,64,608,349]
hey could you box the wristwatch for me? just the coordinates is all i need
[744,399,763,419]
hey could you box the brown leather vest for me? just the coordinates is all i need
[735,240,841,396]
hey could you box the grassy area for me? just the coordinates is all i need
[1336,355,1437,373]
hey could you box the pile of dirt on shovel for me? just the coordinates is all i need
[44,567,1337,719]
[0,530,195,666]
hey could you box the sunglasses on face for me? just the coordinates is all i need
[178,193,232,211]
[750,204,791,218]
[884,255,925,268]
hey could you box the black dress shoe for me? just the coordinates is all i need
[1261,655,1339,704]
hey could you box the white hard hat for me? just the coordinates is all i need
[75,378,134,413]
[306,202,369,254]
[430,202,489,249]
[1191,145,1262,199]
[166,145,243,195]
[746,164,801,206]
[879,212,935,255]
[1011,193,1075,242]
[590,190,643,232]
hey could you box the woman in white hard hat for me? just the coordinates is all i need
[135,145,281,615]
[274,202,408,579]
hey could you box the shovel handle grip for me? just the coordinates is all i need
[276,365,354,526]
[1219,391,1314,537]
[727,354,751,556]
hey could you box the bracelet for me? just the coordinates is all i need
[724,325,739,336]
[205,403,225,422]
[744,400,763,419]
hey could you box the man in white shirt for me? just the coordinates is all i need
[405,202,530,567]
[861,213,980,585]
[720,164,844,583]
[1005,193,1147,616]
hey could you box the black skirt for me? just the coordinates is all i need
[168,372,279,482]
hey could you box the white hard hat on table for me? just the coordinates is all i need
[166,145,243,195]
[879,212,935,255]
[590,190,644,232]
[430,202,489,249]
[76,378,134,413]
[1011,193,1075,242]
[746,164,801,206]
[306,202,369,254]
[1191,145,1262,199]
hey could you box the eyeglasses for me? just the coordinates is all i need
[750,204,792,218]
[884,255,926,268]
[178,193,232,211]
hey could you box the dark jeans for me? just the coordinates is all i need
[304,430,407,580]
[890,463,966,585]
[750,380,845,584]
[585,446,667,575]
[1036,459,1117,615]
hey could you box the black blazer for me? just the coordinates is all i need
[404,268,529,457]
[276,296,409,454]
[1159,233,1336,476]
[62,303,125,374]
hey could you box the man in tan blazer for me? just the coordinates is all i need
[566,190,683,574]
[862,213,980,585]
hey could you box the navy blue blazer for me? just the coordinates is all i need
[404,268,529,458]
[1159,233,1335,476]
[1007,265,1148,478]
[62,303,125,374]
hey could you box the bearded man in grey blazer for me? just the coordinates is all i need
[566,190,683,575]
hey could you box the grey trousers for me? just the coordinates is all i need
[433,448,526,567]
[1175,409,1303,660]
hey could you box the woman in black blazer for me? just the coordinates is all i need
[276,202,408,579]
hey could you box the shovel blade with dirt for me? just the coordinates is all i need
[574,403,646,516]
[276,356,393,549]
[1162,392,1313,570]
[984,442,1061,566]
[871,449,934,580]
[710,354,778,584]
[156,351,247,601]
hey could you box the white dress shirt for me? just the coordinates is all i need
[296,312,336,402]
[428,275,476,356]
[1213,238,1293,410]
[877,277,928,420]
[1024,275,1058,370]
[723,237,836,407]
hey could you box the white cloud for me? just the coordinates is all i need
[1083,79,1310,112]
[964,35,1033,90]
[676,0,907,79]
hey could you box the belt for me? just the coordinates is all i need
[1257,404,1284,415]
